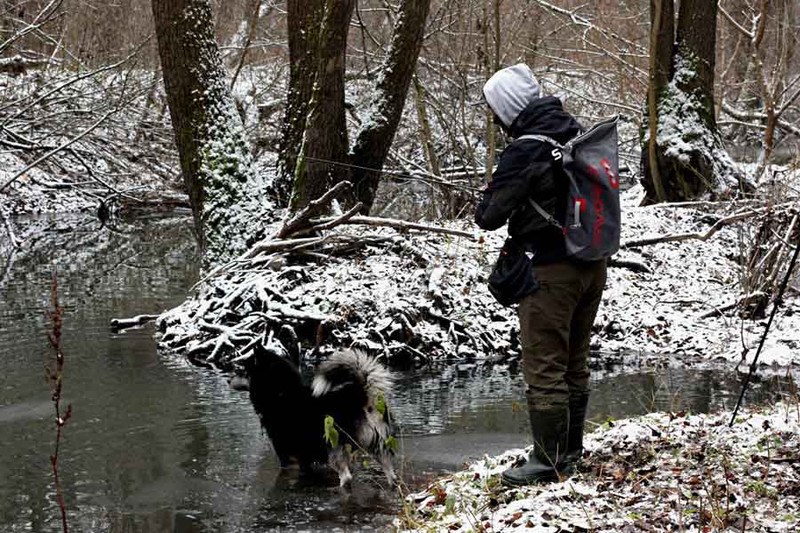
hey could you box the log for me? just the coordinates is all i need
[608,258,651,274]
[110,314,160,330]
[0,56,48,74]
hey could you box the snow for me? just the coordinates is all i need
[157,182,800,371]
[603,186,800,366]
[646,53,745,192]
[398,402,800,532]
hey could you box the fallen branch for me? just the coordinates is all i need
[296,202,364,235]
[277,181,353,238]
[608,258,651,274]
[622,204,793,249]
[0,111,115,194]
[699,292,767,319]
[110,314,160,330]
[0,55,49,74]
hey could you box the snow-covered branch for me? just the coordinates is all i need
[623,203,795,249]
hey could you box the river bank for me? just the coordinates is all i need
[156,183,800,371]
[397,401,800,532]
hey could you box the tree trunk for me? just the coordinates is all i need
[274,0,325,206]
[676,0,717,128]
[641,0,673,203]
[280,0,432,215]
[413,74,440,178]
[152,0,262,264]
[349,0,432,213]
[288,0,355,212]
[641,0,741,204]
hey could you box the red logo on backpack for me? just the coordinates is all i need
[602,158,619,189]
[592,183,605,246]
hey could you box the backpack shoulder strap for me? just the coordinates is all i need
[514,134,564,150]
[511,135,566,229]
[513,135,566,228]
[527,198,562,229]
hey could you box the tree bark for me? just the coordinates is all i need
[288,0,355,212]
[280,0,432,215]
[349,0,433,213]
[152,0,261,264]
[641,0,740,204]
[274,0,325,207]
[675,0,717,129]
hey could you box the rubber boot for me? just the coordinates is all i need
[561,391,590,475]
[501,404,569,486]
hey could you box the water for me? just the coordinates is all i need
[0,214,793,532]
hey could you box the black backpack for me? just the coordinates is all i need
[516,116,621,261]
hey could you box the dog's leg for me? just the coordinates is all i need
[329,447,353,490]
[377,450,398,488]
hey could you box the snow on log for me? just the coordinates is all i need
[157,216,513,369]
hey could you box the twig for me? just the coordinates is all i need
[47,271,71,533]
[309,215,477,240]
[730,225,800,426]
[698,292,766,319]
[296,202,364,235]
[277,181,353,238]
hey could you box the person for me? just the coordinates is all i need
[475,64,607,486]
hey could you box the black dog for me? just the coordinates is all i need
[236,342,397,489]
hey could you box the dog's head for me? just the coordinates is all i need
[233,341,305,397]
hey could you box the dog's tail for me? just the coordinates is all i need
[311,349,392,400]
[312,350,397,487]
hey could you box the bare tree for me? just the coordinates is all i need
[641,0,742,203]
[152,0,265,264]
[349,0,433,212]
[720,0,799,182]
[273,0,326,206]
[289,0,355,212]
[278,0,433,214]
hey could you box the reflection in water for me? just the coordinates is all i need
[0,214,794,532]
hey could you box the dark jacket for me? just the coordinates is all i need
[475,96,581,264]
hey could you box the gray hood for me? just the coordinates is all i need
[482,64,541,129]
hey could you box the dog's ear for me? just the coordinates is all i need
[251,341,305,384]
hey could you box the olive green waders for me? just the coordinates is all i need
[502,259,606,486]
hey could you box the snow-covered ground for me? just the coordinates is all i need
[603,185,800,367]
[398,401,800,532]
[156,183,800,370]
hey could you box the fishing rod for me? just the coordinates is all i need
[729,226,800,427]
[304,156,482,194]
